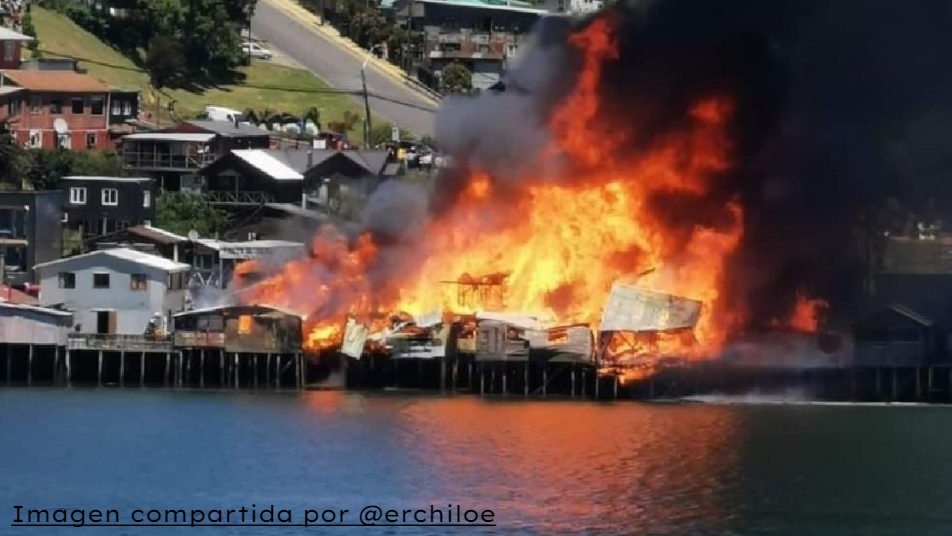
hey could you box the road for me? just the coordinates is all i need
[251,0,438,137]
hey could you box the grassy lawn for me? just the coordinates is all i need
[30,7,367,140]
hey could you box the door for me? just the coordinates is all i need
[96,311,117,334]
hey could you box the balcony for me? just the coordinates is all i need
[121,150,218,171]
[206,191,274,206]
[68,333,174,352]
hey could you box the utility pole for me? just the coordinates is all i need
[361,52,374,148]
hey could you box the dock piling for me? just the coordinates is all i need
[97,350,103,387]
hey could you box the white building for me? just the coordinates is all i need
[34,248,191,335]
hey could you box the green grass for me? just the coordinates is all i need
[31,6,367,140]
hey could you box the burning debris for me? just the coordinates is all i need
[231,0,934,381]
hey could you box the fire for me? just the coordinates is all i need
[234,14,749,378]
[786,293,829,333]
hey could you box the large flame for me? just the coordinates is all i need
[235,16,752,376]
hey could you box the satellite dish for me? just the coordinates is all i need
[53,118,69,135]
[187,229,200,241]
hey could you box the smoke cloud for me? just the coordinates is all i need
[428,0,952,329]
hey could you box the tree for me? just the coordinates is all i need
[155,192,229,237]
[0,120,28,186]
[441,62,473,94]
[21,13,39,56]
[369,123,415,146]
[146,35,187,88]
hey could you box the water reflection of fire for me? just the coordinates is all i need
[233,14,826,382]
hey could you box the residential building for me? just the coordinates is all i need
[0,190,65,285]
[190,238,305,290]
[0,69,123,150]
[199,148,400,207]
[119,120,271,191]
[59,176,156,245]
[34,247,190,335]
[95,224,189,263]
[394,0,549,90]
[0,26,31,70]
[852,305,943,366]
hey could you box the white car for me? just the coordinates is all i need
[241,42,273,60]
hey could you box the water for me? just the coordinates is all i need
[2,389,951,535]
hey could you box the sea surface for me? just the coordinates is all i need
[2,388,951,535]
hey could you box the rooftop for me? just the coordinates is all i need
[0,27,34,41]
[126,225,188,245]
[408,0,548,14]
[173,304,304,319]
[0,70,109,93]
[122,132,216,143]
[60,176,152,183]
[34,247,191,273]
[185,120,271,138]
[232,149,305,181]
[0,302,73,318]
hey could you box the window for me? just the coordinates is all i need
[27,130,41,149]
[143,190,151,208]
[238,315,252,335]
[71,97,84,114]
[8,99,20,116]
[101,188,118,206]
[2,41,14,62]
[111,99,121,116]
[49,99,62,114]
[93,273,110,289]
[69,187,86,205]
[122,100,132,116]
[58,272,76,289]
[90,97,104,115]
[130,273,148,291]
[29,97,41,114]
[86,132,97,149]
[56,133,71,149]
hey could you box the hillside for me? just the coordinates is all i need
[30,6,365,138]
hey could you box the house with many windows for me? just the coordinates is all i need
[59,176,155,247]
[0,69,126,151]
[0,190,65,285]
[34,247,191,335]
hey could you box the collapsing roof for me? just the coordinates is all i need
[598,283,702,333]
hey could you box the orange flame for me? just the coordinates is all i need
[235,15,750,375]
[786,292,829,333]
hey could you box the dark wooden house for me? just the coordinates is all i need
[59,176,155,245]
[852,305,942,367]
[0,190,64,284]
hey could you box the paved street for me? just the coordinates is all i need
[251,0,438,137]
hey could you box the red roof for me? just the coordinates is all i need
[0,70,109,92]
[0,285,38,305]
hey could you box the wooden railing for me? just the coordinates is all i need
[67,333,173,352]
[121,150,218,171]
[206,191,274,205]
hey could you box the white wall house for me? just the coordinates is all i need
[34,248,191,335]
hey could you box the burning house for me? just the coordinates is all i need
[221,0,952,398]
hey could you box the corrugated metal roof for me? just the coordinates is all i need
[186,120,270,138]
[34,247,190,272]
[0,302,73,317]
[122,132,215,143]
[0,28,34,41]
[61,175,151,183]
[173,304,304,318]
[0,70,108,92]
[232,149,305,181]
[127,225,188,245]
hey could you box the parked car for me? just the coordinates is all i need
[241,42,273,60]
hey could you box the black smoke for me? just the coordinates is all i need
[434,0,952,330]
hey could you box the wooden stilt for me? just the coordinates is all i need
[524,361,529,398]
[266,353,272,387]
[275,355,281,389]
[468,361,473,391]
[234,353,239,389]
[916,367,923,400]
[4,345,10,386]
[595,371,600,400]
[200,350,206,389]
[119,350,125,388]
[581,368,586,398]
[253,354,258,389]
[417,359,423,388]
[928,367,934,401]
[52,346,60,386]
[219,352,225,387]
[440,358,447,393]
[480,365,485,396]
[66,349,72,387]
[25,344,32,386]
[502,365,508,395]
[185,351,192,388]
[891,368,899,401]
[570,365,576,398]
[613,375,618,399]
[139,352,145,387]
[97,350,103,387]
[542,366,547,398]
[451,358,458,393]
[164,353,170,387]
